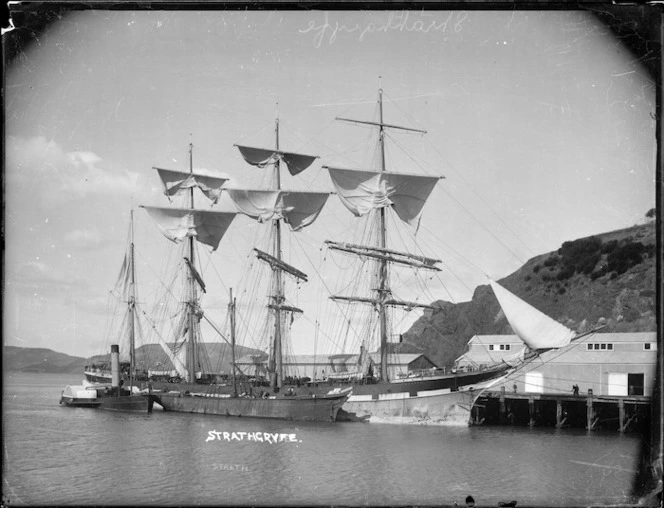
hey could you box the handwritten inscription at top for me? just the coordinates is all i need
[300,11,468,48]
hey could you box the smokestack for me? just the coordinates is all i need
[111,345,120,389]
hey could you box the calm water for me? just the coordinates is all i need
[3,373,644,506]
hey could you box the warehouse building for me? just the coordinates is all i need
[456,332,656,396]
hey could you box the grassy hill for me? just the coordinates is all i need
[402,222,657,368]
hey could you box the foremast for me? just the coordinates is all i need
[186,144,197,384]
[229,112,329,391]
[324,86,442,382]
[143,144,237,383]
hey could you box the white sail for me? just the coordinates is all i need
[141,206,236,250]
[325,167,440,228]
[489,280,576,350]
[235,145,318,176]
[154,167,228,204]
[155,341,188,379]
[226,189,329,231]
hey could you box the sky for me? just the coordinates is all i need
[4,8,656,359]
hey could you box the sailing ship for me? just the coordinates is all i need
[60,211,153,412]
[274,87,511,424]
[142,140,351,422]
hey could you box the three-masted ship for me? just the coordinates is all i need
[144,133,350,422]
[288,87,511,424]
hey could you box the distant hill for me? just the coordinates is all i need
[5,343,264,375]
[6,223,656,374]
[3,346,87,373]
[402,222,657,368]
[88,342,263,374]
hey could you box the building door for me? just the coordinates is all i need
[627,373,645,396]
[608,373,628,396]
[524,372,544,393]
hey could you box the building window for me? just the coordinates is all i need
[506,345,511,351]
[587,343,614,351]
[644,342,657,351]
[489,345,494,351]
[499,345,505,351]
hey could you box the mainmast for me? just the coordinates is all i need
[229,110,329,391]
[272,114,284,390]
[377,88,389,382]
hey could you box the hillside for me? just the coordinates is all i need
[5,343,264,375]
[88,343,262,374]
[402,222,657,368]
[3,346,87,373]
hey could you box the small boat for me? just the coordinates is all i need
[60,211,152,413]
[60,345,153,412]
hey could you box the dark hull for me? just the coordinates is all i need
[98,394,153,412]
[148,366,509,424]
[147,365,510,397]
[60,398,101,408]
[311,365,510,398]
[148,364,509,397]
[60,385,153,413]
[153,389,351,422]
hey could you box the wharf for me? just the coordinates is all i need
[474,387,651,432]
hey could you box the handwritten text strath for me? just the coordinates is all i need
[300,11,468,48]
[206,430,301,443]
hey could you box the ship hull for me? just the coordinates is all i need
[60,385,153,413]
[147,365,510,424]
[97,394,153,412]
[153,389,351,422]
[339,386,483,425]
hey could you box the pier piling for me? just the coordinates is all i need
[477,390,649,432]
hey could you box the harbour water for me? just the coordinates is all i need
[3,373,644,506]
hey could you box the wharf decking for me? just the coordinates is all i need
[474,387,651,432]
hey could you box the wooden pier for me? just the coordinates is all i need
[474,387,651,432]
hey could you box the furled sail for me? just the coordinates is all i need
[141,206,236,250]
[226,189,329,231]
[490,280,576,350]
[325,167,440,228]
[154,167,228,204]
[235,145,318,176]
